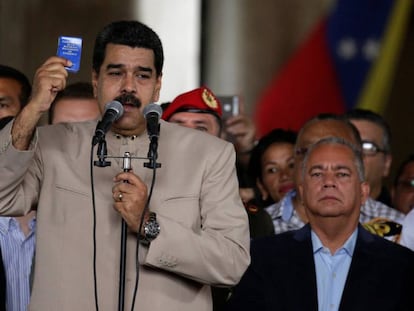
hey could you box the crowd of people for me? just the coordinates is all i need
[0,19,414,311]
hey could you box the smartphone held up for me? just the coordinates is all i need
[217,95,240,121]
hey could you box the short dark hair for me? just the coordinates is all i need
[393,154,414,186]
[344,108,391,153]
[92,20,164,77]
[0,64,32,108]
[247,128,297,207]
[48,82,95,124]
[248,128,297,183]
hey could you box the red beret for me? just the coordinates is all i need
[162,86,222,121]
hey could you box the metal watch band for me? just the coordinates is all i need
[141,212,160,245]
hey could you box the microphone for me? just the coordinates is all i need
[143,103,162,169]
[143,103,162,139]
[92,100,124,146]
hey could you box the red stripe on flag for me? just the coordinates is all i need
[254,19,346,136]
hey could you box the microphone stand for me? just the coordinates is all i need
[118,152,131,311]
[93,139,111,167]
[144,131,161,169]
[91,126,162,311]
[92,122,161,310]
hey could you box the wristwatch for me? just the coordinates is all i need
[141,212,160,245]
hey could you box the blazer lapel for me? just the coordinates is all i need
[289,225,319,311]
[339,225,376,311]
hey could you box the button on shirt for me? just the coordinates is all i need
[312,228,357,311]
[0,217,36,311]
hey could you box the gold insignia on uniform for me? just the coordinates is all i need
[202,88,218,109]
[362,217,402,243]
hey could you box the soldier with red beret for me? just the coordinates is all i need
[162,86,223,136]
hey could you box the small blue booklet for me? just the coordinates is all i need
[57,36,82,72]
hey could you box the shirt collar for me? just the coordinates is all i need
[311,227,358,256]
[0,216,37,235]
[281,189,297,222]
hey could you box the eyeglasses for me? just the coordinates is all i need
[361,141,386,156]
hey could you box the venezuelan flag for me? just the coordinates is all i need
[254,0,411,136]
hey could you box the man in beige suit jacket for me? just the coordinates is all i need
[0,20,250,311]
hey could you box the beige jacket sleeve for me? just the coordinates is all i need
[141,129,251,286]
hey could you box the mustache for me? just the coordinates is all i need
[114,93,141,108]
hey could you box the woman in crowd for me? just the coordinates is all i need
[245,128,297,236]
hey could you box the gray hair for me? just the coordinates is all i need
[301,136,365,182]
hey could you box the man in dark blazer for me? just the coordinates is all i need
[226,137,414,311]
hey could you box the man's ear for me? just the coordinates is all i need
[383,154,392,178]
[298,184,304,204]
[361,182,370,205]
[91,71,98,98]
[153,74,162,102]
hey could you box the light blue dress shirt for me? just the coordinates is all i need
[0,217,36,311]
[311,228,357,311]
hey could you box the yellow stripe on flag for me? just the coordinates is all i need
[357,0,412,113]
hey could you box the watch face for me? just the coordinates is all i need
[144,218,160,240]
